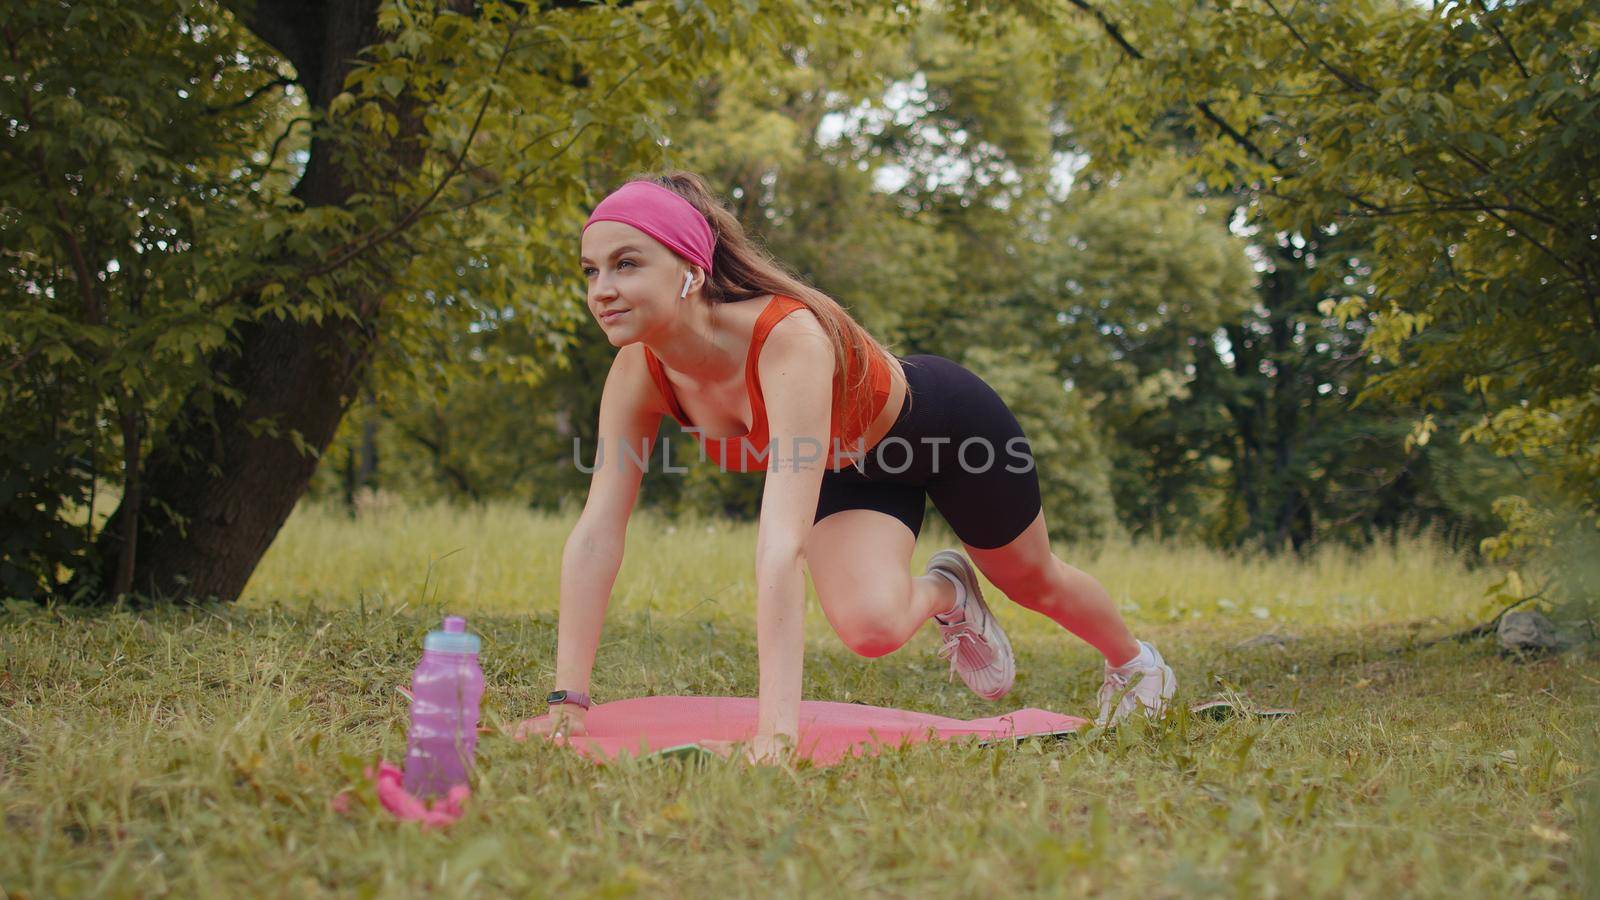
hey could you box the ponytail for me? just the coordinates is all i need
[641,171,906,438]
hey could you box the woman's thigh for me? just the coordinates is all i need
[805,506,920,646]
[962,507,1059,602]
[915,358,1043,552]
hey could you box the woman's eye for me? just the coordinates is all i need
[617,259,635,269]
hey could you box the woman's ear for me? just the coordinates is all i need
[681,266,705,299]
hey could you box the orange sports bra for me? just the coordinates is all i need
[642,295,893,473]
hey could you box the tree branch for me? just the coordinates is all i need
[255,115,313,178]
[1411,582,1551,649]
[1063,1,1274,164]
[220,0,323,87]
[3,340,40,374]
[423,58,646,222]
[1064,0,1580,267]
[1259,0,1377,97]
[5,26,104,326]
[1471,0,1529,79]
[311,35,513,303]
[205,74,294,116]
[1063,0,1143,61]
[208,21,521,313]
[397,420,481,501]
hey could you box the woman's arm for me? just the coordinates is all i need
[749,315,835,756]
[545,345,663,732]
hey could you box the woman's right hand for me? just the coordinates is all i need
[511,706,588,742]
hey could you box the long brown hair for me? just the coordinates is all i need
[641,171,906,439]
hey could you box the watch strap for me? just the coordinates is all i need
[547,689,591,710]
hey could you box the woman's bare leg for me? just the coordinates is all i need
[804,509,955,658]
[963,509,1140,666]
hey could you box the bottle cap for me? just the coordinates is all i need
[423,615,481,654]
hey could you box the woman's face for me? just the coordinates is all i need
[580,221,692,347]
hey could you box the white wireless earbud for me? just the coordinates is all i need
[680,271,694,299]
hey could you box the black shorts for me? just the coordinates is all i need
[812,354,1043,550]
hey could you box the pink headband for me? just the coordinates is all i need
[583,181,716,275]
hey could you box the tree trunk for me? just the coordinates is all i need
[359,414,380,490]
[1268,292,1297,552]
[110,399,142,599]
[101,315,380,601]
[343,444,358,515]
[88,0,404,603]
[1225,322,1262,539]
[341,406,379,515]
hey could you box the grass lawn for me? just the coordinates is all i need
[2,500,1596,897]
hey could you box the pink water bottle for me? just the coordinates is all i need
[403,615,485,798]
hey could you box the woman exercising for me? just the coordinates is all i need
[529,172,1174,763]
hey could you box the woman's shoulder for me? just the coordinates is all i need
[609,342,673,419]
[758,303,833,385]
[724,293,822,350]
[763,298,827,345]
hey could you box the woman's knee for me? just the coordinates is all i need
[838,621,906,658]
[990,556,1073,613]
[823,584,914,658]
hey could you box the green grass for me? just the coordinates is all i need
[2,500,1595,897]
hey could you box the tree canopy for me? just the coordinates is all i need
[4,0,1594,609]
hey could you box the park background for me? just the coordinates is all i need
[2,0,1597,895]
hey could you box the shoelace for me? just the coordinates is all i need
[936,625,993,681]
[1098,668,1156,722]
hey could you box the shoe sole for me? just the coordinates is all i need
[927,550,1016,700]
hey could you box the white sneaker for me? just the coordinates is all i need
[926,550,1015,701]
[1096,641,1176,725]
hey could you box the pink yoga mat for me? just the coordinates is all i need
[520,696,1089,766]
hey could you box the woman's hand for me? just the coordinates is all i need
[510,706,588,742]
[699,732,798,766]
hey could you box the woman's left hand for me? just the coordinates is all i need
[698,732,797,766]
